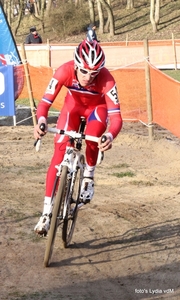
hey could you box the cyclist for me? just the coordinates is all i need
[34,39,123,235]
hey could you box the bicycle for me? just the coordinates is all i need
[35,118,105,267]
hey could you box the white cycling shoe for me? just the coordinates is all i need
[34,214,51,236]
[80,177,94,204]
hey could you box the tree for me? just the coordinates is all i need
[104,0,112,32]
[74,0,83,6]
[126,0,134,10]
[13,0,24,35]
[40,0,46,19]
[150,0,160,33]
[97,0,104,33]
[45,0,53,17]
[88,0,95,24]
[98,0,114,36]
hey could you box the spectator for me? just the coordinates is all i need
[25,26,42,44]
[86,23,100,43]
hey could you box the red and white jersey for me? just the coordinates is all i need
[37,60,122,138]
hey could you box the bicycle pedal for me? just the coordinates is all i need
[79,198,90,205]
[78,202,85,209]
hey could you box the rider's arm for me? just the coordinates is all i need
[104,79,122,139]
[98,72,123,151]
[36,61,74,121]
[35,62,74,140]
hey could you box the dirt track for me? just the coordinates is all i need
[1,122,180,300]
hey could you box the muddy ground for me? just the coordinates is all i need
[0,122,180,300]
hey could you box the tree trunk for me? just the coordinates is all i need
[155,0,160,24]
[104,0,111,32]
[88,0,95,24]
[75,0,83,7]
[13,0,24,36]
[34,2,39,16]
[150,0,160,33]
[40,0,46,30]
[45,0,53,17]
[7,0,11,25]
[97,0,104,34]
[99,0,115,36]
[126,0,134,10]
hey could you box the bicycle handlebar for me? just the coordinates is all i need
[47,127,99,143]
[35,124,107,152]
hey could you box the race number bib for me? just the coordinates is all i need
[45,78,58,95]
[106,84,119,105]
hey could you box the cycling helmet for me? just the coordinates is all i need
[74,39,105,70]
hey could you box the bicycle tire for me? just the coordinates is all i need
[62,154,85,248]
[43,166,68,267]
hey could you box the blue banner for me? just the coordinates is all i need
[0,3,21,66]
[0,65,15,116]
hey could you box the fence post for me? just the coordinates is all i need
[20,43,37,127]
[47,39,51,67]
[144,38,153,141]
[126,33,128,46]
[172,33,177,70]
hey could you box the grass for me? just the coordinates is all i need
[15,98,37,107]
[110,163,130,169]
[112,171,135,178]
[8,291,52,300]
[107,162,135,178]
[162,70,180,82]
[15,98,59,113]
[130,180,154,186]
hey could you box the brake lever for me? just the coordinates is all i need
[34,123,46,150]
[101,135,107,143]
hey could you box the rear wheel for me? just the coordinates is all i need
[43,166,68,267]
[62,154,85,248]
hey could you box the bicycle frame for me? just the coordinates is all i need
[51,131,85,201]
[56,145,84,177]
[56,144,85,219]
[37,122,105,266]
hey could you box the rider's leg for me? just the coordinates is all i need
[80,105,107,203]
[34,141,67,235]
[35,97,82,235]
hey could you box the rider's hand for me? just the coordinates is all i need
[98,133,113,152]
[34,117,47,140]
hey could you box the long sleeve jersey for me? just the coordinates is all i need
[37,60,122,139]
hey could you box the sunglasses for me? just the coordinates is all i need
[78,67,99,77]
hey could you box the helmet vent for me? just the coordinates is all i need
[74,39,105,70]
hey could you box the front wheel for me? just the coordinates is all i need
[62,154,85,248]
[43,166,68,267]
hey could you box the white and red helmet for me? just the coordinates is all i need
[74,39,105,71]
